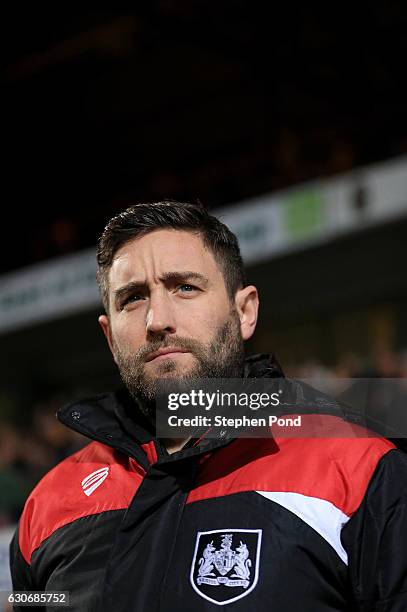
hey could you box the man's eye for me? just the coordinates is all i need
[178,284,197,293]
[121,294,144,308]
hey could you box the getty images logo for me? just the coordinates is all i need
[81,467,110,496]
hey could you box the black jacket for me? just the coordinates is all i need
[10,354,407,611]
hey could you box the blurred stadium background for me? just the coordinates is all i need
[1,4,407,597]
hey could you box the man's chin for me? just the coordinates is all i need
[144,353,198,378]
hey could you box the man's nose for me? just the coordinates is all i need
[145,291,176,335]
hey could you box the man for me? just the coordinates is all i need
[10,201,407,610]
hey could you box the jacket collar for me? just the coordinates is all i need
[57,353,284,465]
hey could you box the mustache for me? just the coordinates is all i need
[137,336,203,362]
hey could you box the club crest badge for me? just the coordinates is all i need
[190,529,262,605]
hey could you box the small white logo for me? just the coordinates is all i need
[81,467,110,496]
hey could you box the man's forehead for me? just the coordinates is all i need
[109,229,219,285]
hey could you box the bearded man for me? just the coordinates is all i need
[10,201,407,611]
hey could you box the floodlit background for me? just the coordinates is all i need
[1,4,407,594]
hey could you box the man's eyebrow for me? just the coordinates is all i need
[113,272,209,304]
[113,281,147,305]
[160,271,209,286]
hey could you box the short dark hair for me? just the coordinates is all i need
[96,200,246,312]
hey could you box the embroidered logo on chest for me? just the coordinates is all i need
[190,529,262,605]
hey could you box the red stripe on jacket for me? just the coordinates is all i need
[186,415,395,516]
[19,441,145,564]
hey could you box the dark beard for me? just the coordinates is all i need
[114,310,245,420]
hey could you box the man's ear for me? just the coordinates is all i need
[98,314,118,364]
[234,285,259,341]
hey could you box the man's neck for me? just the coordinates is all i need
[162,437,192,454]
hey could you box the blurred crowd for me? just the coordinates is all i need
[0,348,406,526]
[15,135,407,276]
[287,348,407,384]
[0,397,88,528]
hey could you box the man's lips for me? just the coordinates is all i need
[145,348,190,363]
